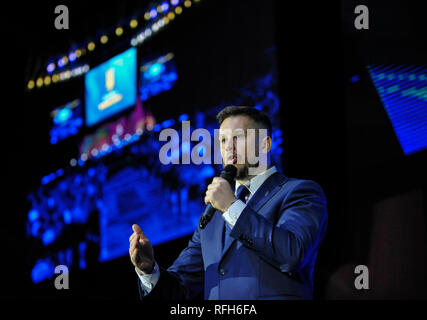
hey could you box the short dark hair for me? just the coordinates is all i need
[216,106,273,138]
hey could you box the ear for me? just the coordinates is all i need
[262,136,272,153]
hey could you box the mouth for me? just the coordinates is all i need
[226,154,238,165]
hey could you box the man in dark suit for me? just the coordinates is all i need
[129,106,328,300]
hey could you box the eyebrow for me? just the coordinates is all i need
[218,130,245,137]
[219,133,245,140]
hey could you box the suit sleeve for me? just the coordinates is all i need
[229,180,328,273]
[138,225,204,300]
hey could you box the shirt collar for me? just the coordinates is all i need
[235,166,277,196]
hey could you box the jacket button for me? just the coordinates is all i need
[219,268,225,276]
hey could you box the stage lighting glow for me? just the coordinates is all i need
[63,209,72,224]
[27,80,35,90]
[171,0,179,5]
[42,229,56,245]
[28,209,39,222]
[44,76,51,86]
[157,5,162,13]
[350,75,360,83]
[52,74,59,83]
[200,165,215,178]
[150,9,157,19]
[54,108,72,125]
[179,114,189,122]
[47,63,55,73]
[153,124,162,132]
[100,35,108,44]
[115,27,123,36]
[146,63,165,79]
[31,259,54,284]
[161,119,175,128]
[175,6,183,14]
[79,242,87,269]
[36,78,43,87]
[144,12,151,20]
[69,52,76,62]
[184,0,191,8]
[88,42,95,51]
[57,59,65,68]
[75,49,82,58]
[70,158,77,166]
[130,19,138,28]
[140,52,177,100]
[168,12,175,20]
[161,2,169,11]
[163,17,169,25]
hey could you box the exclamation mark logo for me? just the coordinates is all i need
[106,68,115,91]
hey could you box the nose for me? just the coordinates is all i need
[224,136,237,153]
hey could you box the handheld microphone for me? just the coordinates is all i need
[199,164,237,229]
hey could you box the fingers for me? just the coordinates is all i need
[132,224,148,240]
[129,237,139,261]
[129,232,141,244]
[132,224,142,235]
[211,177,222,184]
[204,188,212,205]
[129,235,139,250]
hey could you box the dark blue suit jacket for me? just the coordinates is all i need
[139,172,328,300]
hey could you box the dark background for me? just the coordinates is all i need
[1,0,426,301]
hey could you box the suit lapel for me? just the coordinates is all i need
[220,172,289,261]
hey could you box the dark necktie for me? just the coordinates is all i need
[223,184,250,250]
[236,184,250,203]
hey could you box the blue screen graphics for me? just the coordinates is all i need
[49,99,83,144]
[99,166,202,262]
[85,47,137,126]
[140,52,177,101]
[367,64,427,155]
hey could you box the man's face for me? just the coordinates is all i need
[219,115,259,180]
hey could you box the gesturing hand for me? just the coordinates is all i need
[129,224,155,275]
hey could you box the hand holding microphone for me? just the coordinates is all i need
[199,165,237,229]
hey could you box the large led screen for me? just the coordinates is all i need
[85,47,137,127]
